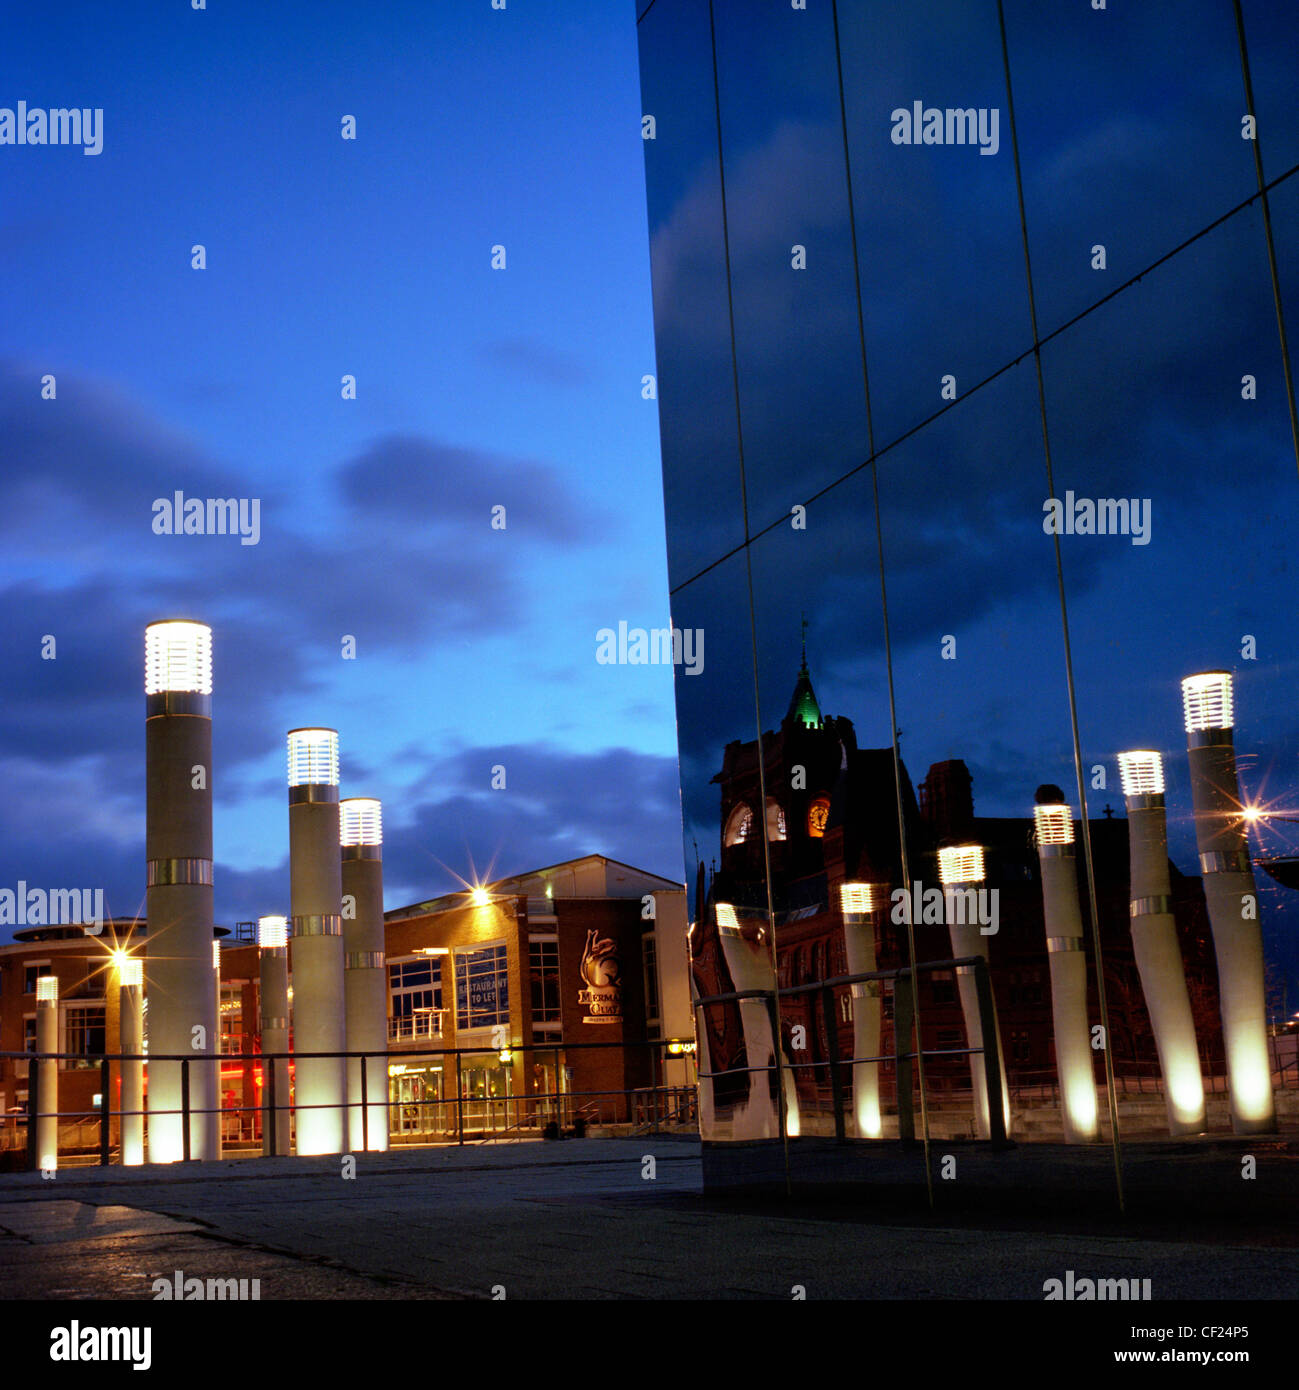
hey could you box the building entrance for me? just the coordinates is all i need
[459,1062,513,1132]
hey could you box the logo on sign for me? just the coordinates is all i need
[578,929,622,1024]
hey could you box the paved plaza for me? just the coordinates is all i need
[1,1138,1297,1300]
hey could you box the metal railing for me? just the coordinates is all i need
[0,1036,699,1169]
[694,957,1009,1147]
[388,1011,444,1041]
[694,960,1298,1145]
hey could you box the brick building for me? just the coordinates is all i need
[696,659,1225,1121]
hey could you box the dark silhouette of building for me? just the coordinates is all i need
[696,660,1225,1114]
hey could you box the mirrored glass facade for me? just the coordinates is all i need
[638,0,1299,1166]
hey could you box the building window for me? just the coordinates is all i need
[23,1017,36,1053]
[389,957,443,1039]
[529,939,561,1027]
[723,803,753,846]
[1010,970,1044,1007]
[930,969,956,1005]
[454,943,509,1030]
[810,940,826,984]
[641,933,660,1022]
[765,799,787,841]
[63,1004,106,1069]
[23,963,50,995]
[1010,1029,1031,1064]
[936,1028,964,1050]
[829,936,846,977]
[807,797,830,837]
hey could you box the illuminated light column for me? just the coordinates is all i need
[1182,673,1276,1134]
[1117,751,1206,1136]
[145,620,219,1162]
[117,956,145,1166]
[288,728,347,1154]
[1032,796,1099,1144]
[258,916,291,1157]
[838,883,884,1139]
[35,975,59,1172]
[937,845,1010,1140]
[715,904,800,1139]
[340,798,388,1152]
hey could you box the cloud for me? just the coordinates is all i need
[0,740,686,943]
[336,433,600,543]
[479,336,589,387]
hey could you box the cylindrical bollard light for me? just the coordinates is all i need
[145,620,219,1162]
[937,845,1010,1140]
[258,915,292,1157]
[715,903,800,1140]
[35,975,59,1172]
[1032,794,1099,1144]
[117,955,145,1166]
[1181,672,1276,1133]
[838,882,884,1139]
[1117,750,1206,1135]
[288,728,347,1154]
[341,798,389,1152]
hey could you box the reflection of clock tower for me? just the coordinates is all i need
[712,652,858,912]
[710,643,925,928]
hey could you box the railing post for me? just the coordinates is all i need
[650,1043,660,1131]
[554,1047,563,1139]
[266,1052,277,1157]
[822,983,846,1142]
[894,973,916,1142]
[974,960,1008,1146]
[360,1054,369,1153]
[455,1051,464,1146]
[181,1058,191,1162]
[25,1050,40,1171]
[99,1055,111,1166]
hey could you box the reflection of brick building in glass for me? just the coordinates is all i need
[697,658,1224,1121]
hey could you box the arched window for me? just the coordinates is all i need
[765,798,787,841]
[723,803,753,847]
[807,796,831,838]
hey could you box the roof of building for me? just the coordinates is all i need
[785,657,823,730]
[386,853,683,921]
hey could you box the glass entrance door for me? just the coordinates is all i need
[460,1064,512,1132]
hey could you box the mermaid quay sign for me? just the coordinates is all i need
[578,929,622,1024]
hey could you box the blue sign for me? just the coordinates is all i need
[455,944,509,1028]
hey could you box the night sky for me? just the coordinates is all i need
[0,0,682,938]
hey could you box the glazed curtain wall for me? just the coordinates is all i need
[637,0,1299,1133]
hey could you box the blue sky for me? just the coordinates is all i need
[0,0,685,934]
